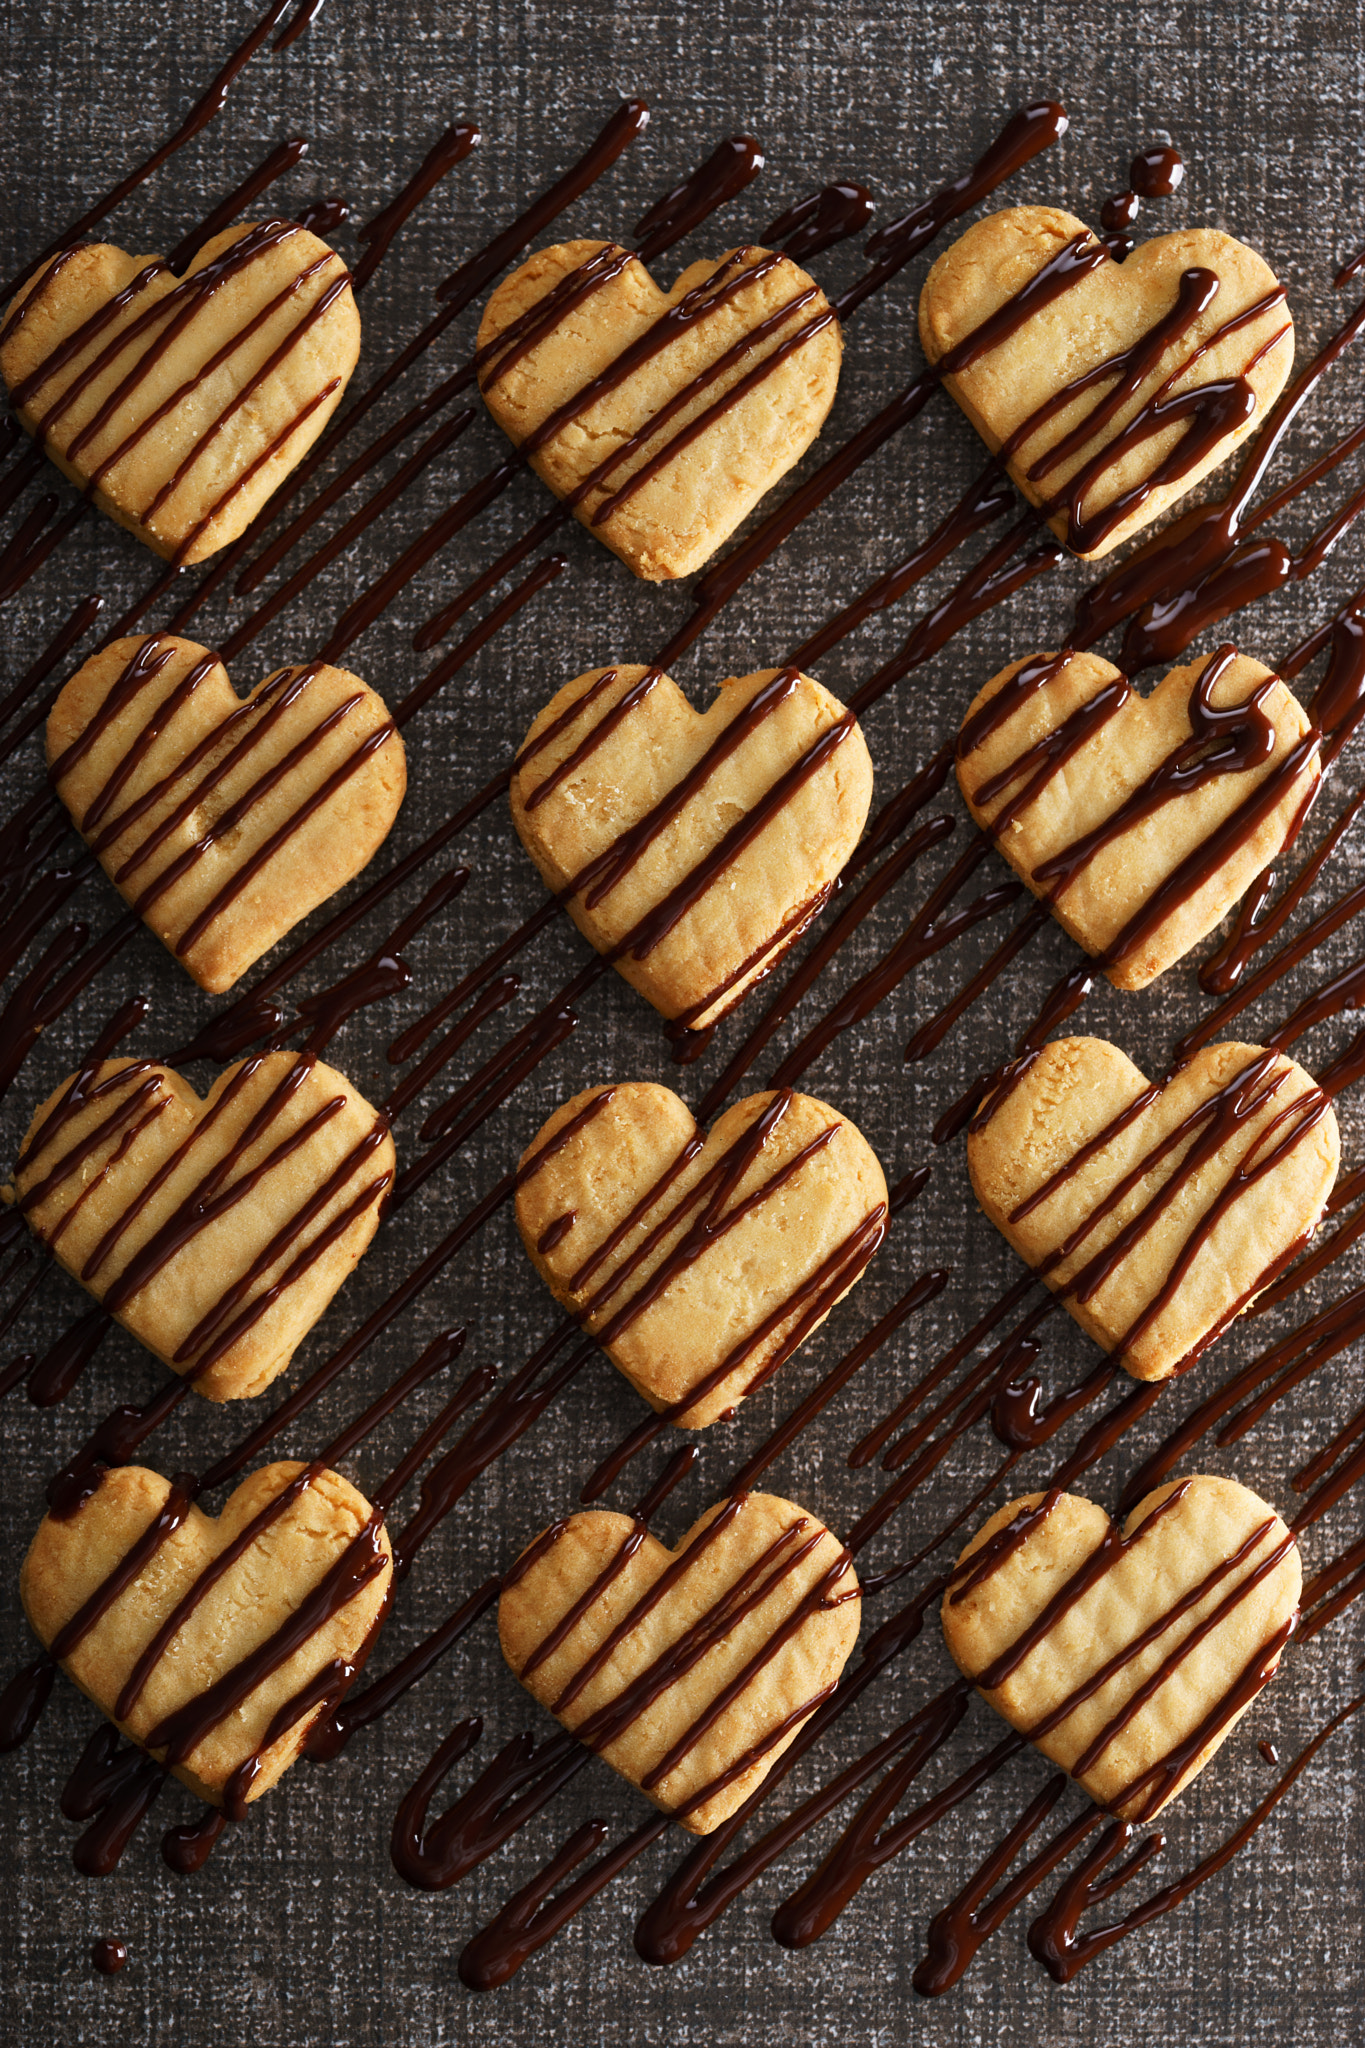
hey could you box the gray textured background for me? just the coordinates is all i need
[1,0,1363,2042]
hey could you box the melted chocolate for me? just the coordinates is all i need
[5,75,1365,2003]
[1027,1653,1350,1985]
[1130,144,1184,198]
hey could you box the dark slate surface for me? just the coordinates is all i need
[1,0,1363,2040]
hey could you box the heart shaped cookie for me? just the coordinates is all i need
[21,1460,392,1808]
[13,1049,395,1401]
[0,221,360,563]
[499,1491,859,1832]
[48,633,405,994]
[968,1037,1338,1380]
[942,1474,1300,1819]
[516,1083,887,1427]
[510,664,872,1031]
[919,205,1293,559]
[957,644,1320,989]
[476,240,842,580]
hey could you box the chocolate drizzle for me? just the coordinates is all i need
[2,70,1365,2009]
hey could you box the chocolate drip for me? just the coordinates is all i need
[634,1600,949,1963]
[161,1806,229,1873]
[536,1213,576,1255]
[772,1720,1022,1950]
[461,1814,671,1992]
[72,1752,166,1876]
[633,134,765,261]
[1130,144,1184,198]
[914,1775,1089,1996]
[765,840,1021,1092]
[391,1722,582,1893]
[306,1578,501,1759]
[91,1937,127,1975]
[0,1652,55,1751]
[694,781,959,1119]
[0,592,103,768]
[771,1510,1292,1953]
[834,102,1068,323]
[1028,1635,1345,1986]
[764,181,874,263]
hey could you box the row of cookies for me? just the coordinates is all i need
[2,183,1331,1863]
[0,192,855,1835]
[482,189,1323,1841]
[13,1057,1309,1840]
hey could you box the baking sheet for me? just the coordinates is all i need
[0,2,1361,2041]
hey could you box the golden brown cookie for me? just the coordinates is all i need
[48,634,405,994]
[22,1460,392,1807]
[499,1491,859,1832]
[12,1050,395,1401]
[516,1083,887,1427]
[956,645,1319,989]
[968,1037,1338,1380]
[0,221,360,563]
[510,664,871,1031]
[476,240,842,580]
[919,205,1293,559]
[942,1475,1300,1818]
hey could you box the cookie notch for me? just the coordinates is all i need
[919,204,1293,559]
[968,1036,1338,1381]
[21,1460,392,1811]
[957,643,1321,989]
[0,221,360,564]
[511,663,872,1033]
[942,1474,1301,1819]
[48,633,406,994]
[12,1050,396,1401]
[499,1491,860,1833]
[515,1083,888,1427]
[477,240,842,580]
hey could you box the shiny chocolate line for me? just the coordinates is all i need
[913,1775,1088,1996]
[766,842,1019,1091]
[0,594,104,767]
[350,124,481,295]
